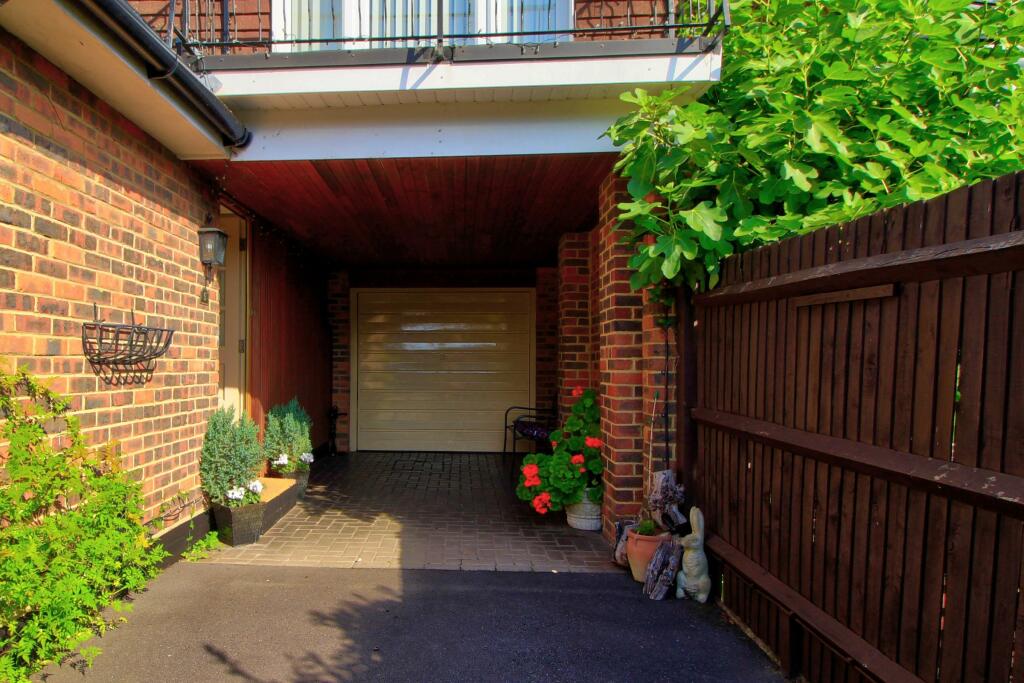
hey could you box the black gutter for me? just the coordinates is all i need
[77,0,251,149]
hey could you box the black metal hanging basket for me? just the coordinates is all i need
[81,305,174,385]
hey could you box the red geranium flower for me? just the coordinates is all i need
[524,475,541,487]
[584,436,602,449]
[579,467,586,473]
[551,440,558,449]
[571,386,584,398]
[522,463,539,477]
[570,454,584,465]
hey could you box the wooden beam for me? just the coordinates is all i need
[791,283,895,308]
[706,535,925,683]
[692,408,1024,519]
[695,230,1024,307]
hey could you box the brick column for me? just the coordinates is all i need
[593,174,645,538]
[556,233,593,422]
[327,271,350,453]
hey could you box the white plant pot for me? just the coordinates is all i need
[566,496,602,531]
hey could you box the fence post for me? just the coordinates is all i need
[676,287,698,493]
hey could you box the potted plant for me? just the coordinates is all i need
[626,519,671,582]
[200,407,265,546]
[516,387,604,531]
[265,398,314,498]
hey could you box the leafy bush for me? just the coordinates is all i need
[516,388,604,514]
[606,0,1024,292]
[199,408,263,507]
[265,398,313,474]
[0,367,166,682]
[181,531,223,562]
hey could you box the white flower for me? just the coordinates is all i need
[299,452,314,464]
[247,480,264,494]
[273,453,290,466]
[226,487,245,501]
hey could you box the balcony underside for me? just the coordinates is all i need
[193,152,616,270]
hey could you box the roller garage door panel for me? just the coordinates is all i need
[354,290,534,452]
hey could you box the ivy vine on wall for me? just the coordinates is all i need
[606,0,1023,293]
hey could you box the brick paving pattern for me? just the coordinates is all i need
[207,453,617,572]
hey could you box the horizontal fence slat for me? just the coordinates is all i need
[693,230,1024,308]
[706,535,925,683]
[692,408,1024,519]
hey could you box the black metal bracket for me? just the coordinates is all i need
[81,304,174,386]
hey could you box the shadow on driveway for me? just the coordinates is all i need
[39,563,783,682]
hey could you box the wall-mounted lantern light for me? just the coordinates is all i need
[199,222,228,305]
[199,226,228,269]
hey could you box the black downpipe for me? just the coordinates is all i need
[221,0,230,54]
[79,0,251,149]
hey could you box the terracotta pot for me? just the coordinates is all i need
[626,529,670,582]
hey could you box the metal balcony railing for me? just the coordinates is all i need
[163,0,729,57]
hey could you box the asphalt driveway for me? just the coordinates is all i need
[39,563,784,682]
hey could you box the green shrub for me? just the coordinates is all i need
[0,367,166,682]
[265,398,313,473]
[607,0,1024,292]
[199,408,263,506]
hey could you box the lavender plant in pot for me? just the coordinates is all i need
[265,399,314,498]
[200,408,265,546]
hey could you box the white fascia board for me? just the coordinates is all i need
[209,52,720,99]
[0,0,227,160]
[234,97,660,160]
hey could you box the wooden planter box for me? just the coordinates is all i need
[259,476,298,534]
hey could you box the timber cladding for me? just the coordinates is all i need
[682,172,1024,683]
[0,31,219,521]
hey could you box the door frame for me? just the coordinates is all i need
[215,206,251,418]
[349,287,536,452]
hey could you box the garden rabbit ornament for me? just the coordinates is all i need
[675,506,711,603]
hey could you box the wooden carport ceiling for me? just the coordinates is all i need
[192,153,616,268]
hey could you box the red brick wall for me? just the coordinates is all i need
[327,271,350,453]
[592,174,646,536]
[0,30,218,521]
[535,267,558,417]
[556,232,593,422]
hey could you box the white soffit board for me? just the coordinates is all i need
[0,0,228,160]
[234,97,656,160]
[208,51,721,101]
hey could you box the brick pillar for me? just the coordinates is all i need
[593,174,645,538]
[535,266,558,416]
[327,271,350,453]
[556,233,593,422]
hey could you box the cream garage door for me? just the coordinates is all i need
[354,290,534,452]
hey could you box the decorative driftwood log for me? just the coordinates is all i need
[643,538,682,600]
[648,469,688,533]
[613,519,635,567]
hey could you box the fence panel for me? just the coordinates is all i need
[683,172,1024,683]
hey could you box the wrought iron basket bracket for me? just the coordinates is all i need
[81,304,175,385]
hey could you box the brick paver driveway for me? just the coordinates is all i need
[207,453,615,572]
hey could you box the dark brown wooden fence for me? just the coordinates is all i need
[679,172,1024,683]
